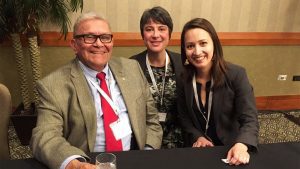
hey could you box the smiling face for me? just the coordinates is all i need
[142,19,170,54]
[184,28,214,72]
[71,18,113,72]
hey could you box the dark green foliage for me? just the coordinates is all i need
[0,0,26,41]
[0,0,84,41]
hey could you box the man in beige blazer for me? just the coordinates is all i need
[31,11,162,169]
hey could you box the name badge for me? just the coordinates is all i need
[158,112,167,122]
[110,118,132,140]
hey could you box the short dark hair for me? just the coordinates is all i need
[180,18,227,87]
[140,6,173,38]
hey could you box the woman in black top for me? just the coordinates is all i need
[178,18,259,165]
[130,6,184,148]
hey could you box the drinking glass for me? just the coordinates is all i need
[95,153,117,169]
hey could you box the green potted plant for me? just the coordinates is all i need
[0,0,83,145]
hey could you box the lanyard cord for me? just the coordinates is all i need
[88,78,120,116]
[146,53,169,107]
[192,75,214,134]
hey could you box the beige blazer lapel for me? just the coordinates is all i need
[70,60,97,151]
[109,58,143,146]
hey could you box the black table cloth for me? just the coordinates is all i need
[1,142,299,169]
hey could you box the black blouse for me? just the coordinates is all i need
[192,81,223,146]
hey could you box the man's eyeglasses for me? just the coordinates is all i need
[74,34,113,44]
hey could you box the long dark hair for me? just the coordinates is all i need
[180,18,227,87]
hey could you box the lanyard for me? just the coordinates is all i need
[146,53,169,106]
[192,75,214,134]
[88,78,120,115]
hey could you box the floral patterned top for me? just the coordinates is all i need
[145,63,184,148]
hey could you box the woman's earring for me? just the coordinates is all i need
[184,59,189,65]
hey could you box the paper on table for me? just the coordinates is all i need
[221,158,229,164]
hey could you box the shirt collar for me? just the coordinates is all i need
[78,60,110,81]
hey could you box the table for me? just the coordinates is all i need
[1,142,299,169]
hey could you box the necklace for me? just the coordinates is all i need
[192,75,214,134]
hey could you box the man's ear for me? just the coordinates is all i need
[70,39,78,53]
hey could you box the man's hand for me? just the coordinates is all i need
[226,143,250,165]
[192,136,214,147]
[66,159,96,169]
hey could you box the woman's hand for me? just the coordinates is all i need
[226,143,250,165]
[192,136,214,147]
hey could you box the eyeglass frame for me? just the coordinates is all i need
[74,34,113,44]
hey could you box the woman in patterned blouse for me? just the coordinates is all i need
[130,6,184,148]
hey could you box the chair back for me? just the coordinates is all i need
[0,83,12,159]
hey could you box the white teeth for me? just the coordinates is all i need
[92,51,106,54]
[193,56,205,61]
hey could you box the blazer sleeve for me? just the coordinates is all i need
[135,62,163,149]
[31,79,89,169]
[229,66,259,150]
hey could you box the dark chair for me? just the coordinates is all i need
[0,83,12,159]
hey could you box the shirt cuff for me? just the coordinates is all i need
[144,144,154,150]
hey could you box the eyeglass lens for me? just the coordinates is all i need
[78,34,112,44]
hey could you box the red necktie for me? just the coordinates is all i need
[97,72,123,152]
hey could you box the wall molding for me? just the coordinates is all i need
[1,32,300,47]
[256,95,300,110]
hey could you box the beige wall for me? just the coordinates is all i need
[40,0,300,32]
